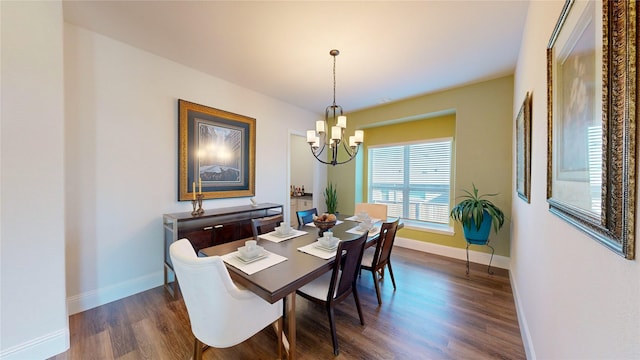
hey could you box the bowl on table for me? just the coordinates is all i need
[237,240,263,260]
[356,211,370,221]
[274,222,293,236]
[318,233,340,249]
[357,219,373,231]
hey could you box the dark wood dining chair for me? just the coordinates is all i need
[360,218,400,305]
[250,214,284,239]
[296,231,368,355]
[295,207,318,227]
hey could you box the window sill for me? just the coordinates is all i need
[400,219,454,236]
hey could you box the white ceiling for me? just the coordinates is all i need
[62,1,530,115]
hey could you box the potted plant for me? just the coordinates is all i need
[324,182,338,214]
[449,183,505,244]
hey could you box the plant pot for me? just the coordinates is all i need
[462,210,492,245]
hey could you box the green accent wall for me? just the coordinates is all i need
[328,75,513,257]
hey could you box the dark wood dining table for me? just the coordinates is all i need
[198,216,377,359]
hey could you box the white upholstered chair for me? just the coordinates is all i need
[354,203,388,221]
[169,238,283,360]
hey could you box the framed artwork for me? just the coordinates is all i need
[546,0,636,259]
[516,92,532,203]
[178,99,255,200]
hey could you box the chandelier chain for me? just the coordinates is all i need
[333,54,337,107]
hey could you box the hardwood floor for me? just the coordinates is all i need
[49,247,525,360]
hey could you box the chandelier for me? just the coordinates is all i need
[306,49,363,166]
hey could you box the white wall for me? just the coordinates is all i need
[64,23,318,314]
[511,1,640,358]
[0,1,69,359]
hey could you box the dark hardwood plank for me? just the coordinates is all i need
[50,247,525,359]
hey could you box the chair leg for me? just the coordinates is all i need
[327,306,339,356]
[275,317,284,359]
[192,338,204,360]
[352,286,365,326]
[387,261,397,290]
[371,269,382,305]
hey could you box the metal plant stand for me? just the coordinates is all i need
[465,240,495,275]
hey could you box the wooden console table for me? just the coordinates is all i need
[162,202,283,296]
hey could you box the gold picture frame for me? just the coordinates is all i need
[178,99,256,201]
[546,0,636,259]
[516,92,532,203]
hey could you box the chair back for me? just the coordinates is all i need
[296,208,318,227]
[169,239,248,347]
[354,203,388,220]
[372,218,400,268]
[327,231,368,303]
[251,214,284,239]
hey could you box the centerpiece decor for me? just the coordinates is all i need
[313,213,337,237]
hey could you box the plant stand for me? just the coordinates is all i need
[465,240,495,275]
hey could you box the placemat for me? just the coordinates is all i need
[258,229,307,243]
[346,225,381,238]
[345,215,381,223]
[297,242,338,260]
[222,250,287,275]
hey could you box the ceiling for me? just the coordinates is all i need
[62,1,530,116]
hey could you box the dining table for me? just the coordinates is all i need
[198,215,383,359]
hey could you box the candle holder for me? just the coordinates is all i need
[191,198,199,216]
[196,194,205,215]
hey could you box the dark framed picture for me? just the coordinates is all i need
[178,99,255,201]
[546,0,636,259]
[516,92,532,203]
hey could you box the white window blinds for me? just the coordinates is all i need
[369,139,452,224]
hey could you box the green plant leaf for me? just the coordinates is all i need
[324,182,338,214]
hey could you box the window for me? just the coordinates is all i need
[368,138,452,225]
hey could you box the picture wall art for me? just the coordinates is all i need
[516,92,532,203]
[178,99,256,201]
[546,0,636,259]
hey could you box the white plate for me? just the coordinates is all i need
[236,250,268,263]
[237,245,264,259]
[315,240,339,251]
[273,230,294,237]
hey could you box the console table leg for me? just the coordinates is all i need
[164,264,177,297]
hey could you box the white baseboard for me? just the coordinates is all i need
[394,237,510,270]
[67,271,164,315]
[0,327,69,360]
[510,270,536,359]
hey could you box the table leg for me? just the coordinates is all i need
[163,264,176,297]
[285,292,296,359]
